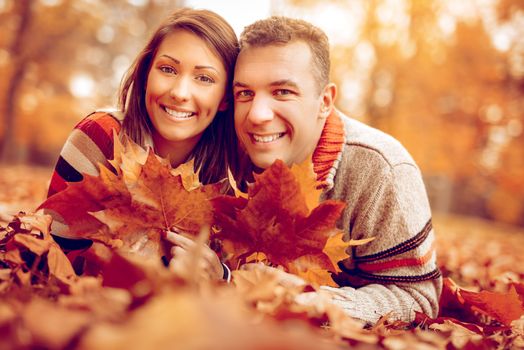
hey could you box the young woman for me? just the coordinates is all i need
[45,8,239,280]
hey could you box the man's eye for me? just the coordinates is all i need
[159,66,176,74]
[236,90,253,98]
[275,89,293,96]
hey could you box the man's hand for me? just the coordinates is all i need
[165,231,224,281]
[295,285,352,308]
[240,262,307,288]
[240,263,352,309]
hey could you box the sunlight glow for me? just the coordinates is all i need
[69,73,95,98]
[438,14,457,37]
[20,93,39,113]
[184,0,270,36]
[97,25,115,44]
[40,0,63,6]
[127,0,148,6]
[493,29,512,52]
[112,55,131,86]
[0,0,12,13]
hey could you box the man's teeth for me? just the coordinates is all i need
[252,133,283,143]
[165,107,194,119]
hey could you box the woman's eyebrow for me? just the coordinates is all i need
[195,65,219,73]
[159,55,219,73]
[159,54,180,64]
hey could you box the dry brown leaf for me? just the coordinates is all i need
[20,297,92,350]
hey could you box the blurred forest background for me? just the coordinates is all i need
[0,0,523,227]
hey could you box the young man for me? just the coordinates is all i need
[233,16,442,324]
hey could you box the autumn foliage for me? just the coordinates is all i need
[39,134,222,261]
[212,160,347,286]
[1,137,524,349]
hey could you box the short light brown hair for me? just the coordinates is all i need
[239,16,330,92]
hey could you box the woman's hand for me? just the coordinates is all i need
[165,230,225,281]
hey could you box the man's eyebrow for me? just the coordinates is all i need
[233,81,249,88]
[269,79,299,89]
[233,80,299,89]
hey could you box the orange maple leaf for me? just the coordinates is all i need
[39,165,131,238]
[213,160,346,285]
[39,135,221,259]
[439,277,524,327]
[460,286,524,327]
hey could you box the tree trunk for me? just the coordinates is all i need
[0,0,32,163]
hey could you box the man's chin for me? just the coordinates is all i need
[249,154,284,170]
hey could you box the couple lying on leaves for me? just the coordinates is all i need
[40,8,442,325]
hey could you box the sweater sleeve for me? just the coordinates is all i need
[47,112,120,198]
[328,161,442,324]
[44,112,120,245]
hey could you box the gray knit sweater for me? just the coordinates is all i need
[315,110,442,324]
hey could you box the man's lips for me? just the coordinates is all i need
[250,132,285,143]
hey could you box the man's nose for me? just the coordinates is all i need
[246,95,274,124]
[169,76,190,102]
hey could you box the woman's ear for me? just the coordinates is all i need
[218,98,229,112]
[319,83,337,120]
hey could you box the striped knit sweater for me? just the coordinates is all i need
[47,111,122,198]
[311,109,442,324]
[46,111,123,246]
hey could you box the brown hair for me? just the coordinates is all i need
[239,16,330,93]
[118,8,239,184]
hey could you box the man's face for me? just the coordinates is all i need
[233,41,330,168]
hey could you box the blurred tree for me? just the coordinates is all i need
[0,0,181,164]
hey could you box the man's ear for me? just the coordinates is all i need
[319,83,337,119]
[218,98,229,112]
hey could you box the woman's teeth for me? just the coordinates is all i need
[252,133,284,143]
[165,107,194,119]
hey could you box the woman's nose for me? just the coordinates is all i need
[169,76,190,102]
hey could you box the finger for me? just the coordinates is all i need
[171,245,187,258]
[240,262,267,271]
[295,292,318,305]
[166,231,195,249]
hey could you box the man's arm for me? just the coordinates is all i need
[326,161,442,324]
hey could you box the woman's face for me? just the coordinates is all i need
[145,29,227,156]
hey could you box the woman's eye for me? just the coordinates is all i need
[159,66,176,74]
[196,75,215,84]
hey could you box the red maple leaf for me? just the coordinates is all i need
[213,160,346,285]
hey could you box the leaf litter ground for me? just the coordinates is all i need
[1,164,523,349]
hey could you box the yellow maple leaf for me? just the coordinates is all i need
[290,155,322,213]
[227,168,248,199]
[322,232,351,273]
[171,159,201,192]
